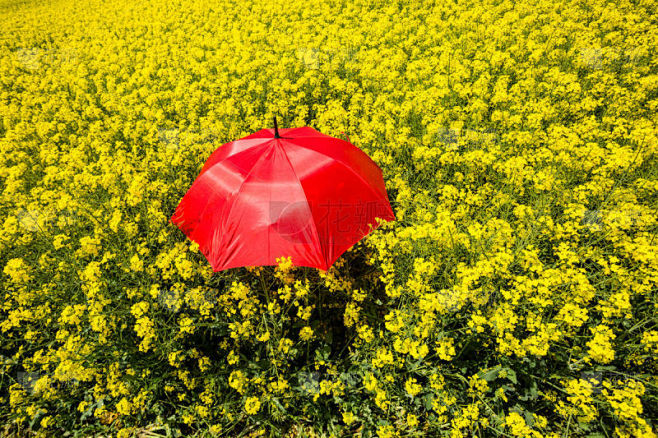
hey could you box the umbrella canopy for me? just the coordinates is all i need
[171,119,395,271]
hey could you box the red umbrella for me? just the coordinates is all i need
[170,118,395,272]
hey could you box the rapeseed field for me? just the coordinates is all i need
[1,0,657,436]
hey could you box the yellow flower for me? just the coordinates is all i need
[405,378,422,397]
[641,330,658,354]
[274,256,295,284]
[40,416,55,429]
[372,347,395,368]
[299,326,314,341]
[436,337,456,361]
[278,338,294,354]
[375,389,389,410]
[342,411,356,425]
[3,258,31,283]
[134,316,156,352]
[179,316,195,334]
[244,396,261,415]
[505,412,531,437]
[77,401,89,413]
[129,254,143,271]
[130,301,149,318]
[229,370,246,394]
[116,397,132,415]
[586,325,616,364]
[376,424,396,438]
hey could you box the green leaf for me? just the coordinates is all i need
[519,380,538,401]
[481,365,502,382]
[315,345,331,361]
[422,394,434,410]
[504,367,518,384]
[340,372,357,386]
[271,397,286,413]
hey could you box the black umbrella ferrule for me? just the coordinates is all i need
[274,116,280,138]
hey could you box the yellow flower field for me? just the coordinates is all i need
[1,0,657,436]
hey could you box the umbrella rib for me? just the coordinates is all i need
[284,138,389,212]
[211,142,277,267]
[188,141,273,234]
[198,138,272,177]
[275,141,328,270]
[178,142,272,261]
[285,136,383,171]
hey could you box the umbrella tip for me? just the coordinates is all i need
[273,116,280,138]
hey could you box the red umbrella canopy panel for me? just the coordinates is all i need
[170,123,396,272]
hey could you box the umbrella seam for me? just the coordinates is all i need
[198,138,272,177]
[174,144,272,254]
[283,137,387,203]
[214,141,278,268]
[187,141,273,241]
[282,139,395,238]
[285,135,384,177]
[275,140,328,270]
